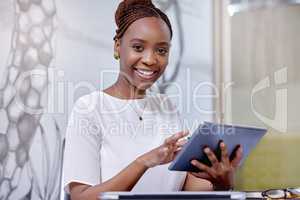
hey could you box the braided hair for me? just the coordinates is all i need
[114,0,173,41]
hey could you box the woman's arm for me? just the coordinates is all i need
[70,157,148,200]
[182,173,213,191]
[69,131,189,200]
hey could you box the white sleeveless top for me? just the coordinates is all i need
[63,91,187,194]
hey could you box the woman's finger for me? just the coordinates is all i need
[220,142,230,164]
[231,146,243,168]
[160,147,169,156]
[175,138,188,147]
[204,147,219,167]
[191,160,215,178]
[164,131,189,145]
[175,147,182,152]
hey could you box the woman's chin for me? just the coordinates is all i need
[132,76,159,90]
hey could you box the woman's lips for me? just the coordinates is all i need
[134,68,158,80]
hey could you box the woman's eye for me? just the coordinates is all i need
[132,45,144,52]
[157,48,168,55]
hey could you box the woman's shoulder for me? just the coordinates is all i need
[71,91,102,114]
[75,91,100,105]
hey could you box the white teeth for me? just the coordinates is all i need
[135,68,157,79]
[136,69,154,76]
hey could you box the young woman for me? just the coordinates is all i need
[63,1,243,200]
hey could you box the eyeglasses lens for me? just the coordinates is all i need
[287,188,300,198]
[264,190,285,198]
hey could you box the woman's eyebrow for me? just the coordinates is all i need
[130,38,170,46]
[156,42,170,46]
[130,38,146,43]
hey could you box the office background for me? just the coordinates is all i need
[0,0,299,199]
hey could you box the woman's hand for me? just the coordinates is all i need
[136,131,189,168]
[190,142,243,190]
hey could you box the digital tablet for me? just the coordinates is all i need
[168,122,267,172]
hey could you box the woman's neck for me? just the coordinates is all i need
[104,77,146,100]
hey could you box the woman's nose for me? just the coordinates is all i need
[142,50,157,66]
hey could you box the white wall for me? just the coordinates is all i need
[0,1,214,199]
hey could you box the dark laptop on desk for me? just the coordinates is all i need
[99,191,246,200]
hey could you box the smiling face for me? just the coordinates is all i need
[115,17,171,91]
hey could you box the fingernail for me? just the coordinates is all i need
[204,148,210,153]
[191,160,196,165]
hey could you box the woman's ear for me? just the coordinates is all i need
[114,39,121,59]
